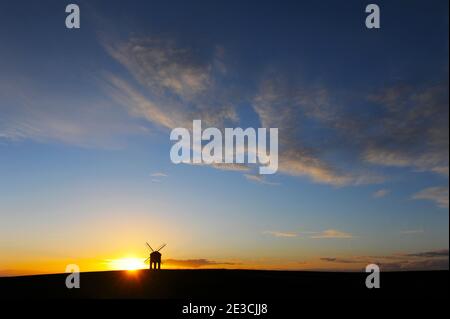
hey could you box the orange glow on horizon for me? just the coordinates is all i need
[0,254,377,277]
[106,257,147,271]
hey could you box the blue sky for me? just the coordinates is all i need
[0,0,448,274]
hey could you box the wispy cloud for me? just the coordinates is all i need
[264,228,354,239]
[405,249,448,258]
[373,189,389,198]
[320,257,359,264]
[309,229,353,239]
[0,77,145,148]
[263,231,297,238]
[79,34,450,192]
[252,78,349,186]
[365,84,449,177]
[252,74,448,188]
[103,36,239,131]
[101,73,183,130]
[319,249,449,271]
[244,174,279,186]
[150,172,168,183]
[211,163,250,172]
[412,186,449,208]
[105,37,212,99]
[252,76,386,186]
[400,229,424,235]
[151,172,168,177]
[164,259,238,268]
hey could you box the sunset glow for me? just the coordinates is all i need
[107,258,147,271]
[0,0,448,278]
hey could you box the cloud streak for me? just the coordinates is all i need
[400,229,424,235]
[320,249,449,271]
[373,189,389,198]
[244,174,279,186]
[164,258,238,268]
[264,229,354,239]
[251,74,448,189]
[263,231,297,238]
[309,229,353,239]
[0,77,145,148]
[365,84,449,177]
[151,172,168,177]
[412,186,449,208]
[252,76,386,186]
[103,37,239,131]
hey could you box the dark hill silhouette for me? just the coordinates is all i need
[0,269,447,299]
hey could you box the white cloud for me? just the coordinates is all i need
[412,187,449,208]
[252,77,385,186]
[211,163,250,172]
[373,189,389,198]
[365,84,449,177]
[244,174,279,186]
[309,229,353,239]
[364,148,449,178]
[105,37,212,99]
[0,77,144,148]
[400,229,424,234]
[102,73,184,130]
[103,36,239,131]
[151,172,168,177]
[319,249,449,271]
[264,231,297,238]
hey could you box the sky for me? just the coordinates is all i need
[0,0,448,275]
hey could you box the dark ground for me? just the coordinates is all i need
[0,269,448,299]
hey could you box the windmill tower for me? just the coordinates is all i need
[145,242,166,270]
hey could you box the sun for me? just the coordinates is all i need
[108,257,146,271]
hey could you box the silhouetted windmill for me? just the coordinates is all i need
[145,242,166,270]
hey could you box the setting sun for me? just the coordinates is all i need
[107,258,146,271]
